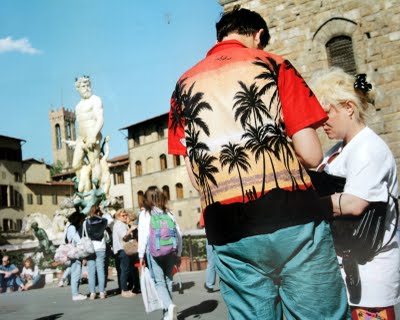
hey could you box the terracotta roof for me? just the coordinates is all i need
[108,154,129,163]
[119,112,168,130]
[25,181,74,186]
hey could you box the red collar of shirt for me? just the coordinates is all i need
[206,40,247,57]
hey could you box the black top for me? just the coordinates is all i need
[86,217,108,241]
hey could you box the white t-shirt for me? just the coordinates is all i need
[322,127,400,307]
[21,266,39,278]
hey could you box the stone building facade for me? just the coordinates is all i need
[0,135,72,232]
[122,114,202,231]
[219,0,400,178]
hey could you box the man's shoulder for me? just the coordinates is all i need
[179,48,285,82]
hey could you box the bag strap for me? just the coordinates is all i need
[376,188,399,253]
[82,220,88,239]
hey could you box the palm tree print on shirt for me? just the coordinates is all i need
[170,79,218,205]
[253,56,281,121]
[219,142,251,202]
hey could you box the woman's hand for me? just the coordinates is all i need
[140,258,146,268]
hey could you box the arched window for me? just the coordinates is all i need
[146,157,154,173]
[162,185,170,200]
[160,154,167,171]
[135,161,142,176]
[173,155,181,167]
[326,35,357,74]
[137,191,144,208]
[55,124,62,149]
[176,183,183,199]
[66,122,72,140]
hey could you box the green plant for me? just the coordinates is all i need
[181,237,207,260]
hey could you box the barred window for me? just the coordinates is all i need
[135,161,142,176]
[27,193,33,205]
[37,194,43,205]
[326,35,357,75]
[176,183,184,199]
[52,194,58,205]
[160,154,167,171]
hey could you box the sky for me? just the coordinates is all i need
[0,0,222,164]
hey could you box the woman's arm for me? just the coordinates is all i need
[331,192,369,217]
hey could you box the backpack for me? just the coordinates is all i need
[148,210,178,257]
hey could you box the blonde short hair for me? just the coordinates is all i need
[309,67,376,124]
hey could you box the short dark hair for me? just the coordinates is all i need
[216,6,270,48]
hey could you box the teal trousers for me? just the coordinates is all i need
[213,221,350,320]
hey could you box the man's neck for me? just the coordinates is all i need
[222,34,255,49]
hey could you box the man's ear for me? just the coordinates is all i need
[254,29,264,49]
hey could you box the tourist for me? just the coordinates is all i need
[66,211,87,301]
[138,187,182,320]
[112,209,139,297]
[86,206,108,300]
[310,68,400,320]
[0,255,24,293]
[168,6,348,319]
[20,257,41,290]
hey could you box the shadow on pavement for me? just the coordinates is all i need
[177,300,219,320]
[33,313,64,320]
[173,281,195,294]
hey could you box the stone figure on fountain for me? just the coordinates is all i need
[31,222,56,255]
[63,75,111,214]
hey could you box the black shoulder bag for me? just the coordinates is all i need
[308,170,399,304]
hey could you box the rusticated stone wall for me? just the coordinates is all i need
[219,0,400,180]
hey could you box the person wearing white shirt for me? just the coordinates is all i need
[138,187,182,320]
[310,68,400,320]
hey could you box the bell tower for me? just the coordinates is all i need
[48,107,76,171]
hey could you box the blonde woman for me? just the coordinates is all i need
[112,209,139,297]
[138,187,182,320]
[310,68,399,320]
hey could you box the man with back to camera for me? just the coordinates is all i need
[168,6,349,319]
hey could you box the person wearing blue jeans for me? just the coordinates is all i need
[0,256,24,292]
[148,253,177,319]
[86,206,109,300]
[66,211,87,301]
[204,241,216,292]
[87,250,106,299]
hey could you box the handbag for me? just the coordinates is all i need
[140,267,162,313]
[54,243,75,265]
[68,221,95,259]
[123,240,138,256]
[308,169,399,304]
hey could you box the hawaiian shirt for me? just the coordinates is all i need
[168,40,327,209]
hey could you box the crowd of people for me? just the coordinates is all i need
[1,5,399,320]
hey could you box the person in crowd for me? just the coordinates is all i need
[20,257,41,290]
[138,187,182,320]
[80,259,89,284]
[86,205,108,300]
[0,255,24,293]
[66,211,87,301]
[199,214,216,293]
[310,68,400,320]
[58,266,71,287]
[168,6,348,319]
[112,208,139,297]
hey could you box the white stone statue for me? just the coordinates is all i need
[72,76,104,181]
[100,136,111,195]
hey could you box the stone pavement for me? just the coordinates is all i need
[0,270,227,320]
[1,270,400,320]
